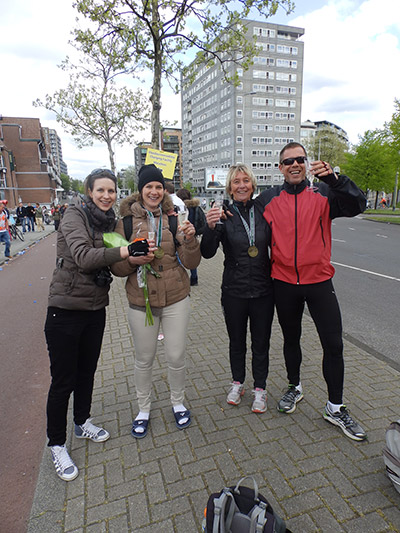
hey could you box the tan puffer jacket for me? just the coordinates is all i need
[111,193,201,308]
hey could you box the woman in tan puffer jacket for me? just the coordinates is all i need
[111,164,201,439]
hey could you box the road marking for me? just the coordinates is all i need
[376,234,388,238]
[348,227,355,231]
[332,262,400,282]
[332,238,346,242]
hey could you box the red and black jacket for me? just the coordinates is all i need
[256,176,366,285]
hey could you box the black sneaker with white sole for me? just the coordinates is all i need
[323,404,367,441]
[277,384,303,413]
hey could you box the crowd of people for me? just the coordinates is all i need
[0,200,71,260]
[39,143,368,483]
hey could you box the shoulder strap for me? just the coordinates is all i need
[212,490,238,533]
[168,214,180,247]
[123,215,133,241]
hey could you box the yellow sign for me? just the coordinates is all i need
[145,148,177,180]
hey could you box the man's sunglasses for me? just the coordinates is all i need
[280,156,307,166]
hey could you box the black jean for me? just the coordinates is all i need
[45,306,106,446]
[221,294,274,389]
[273,279,344,404]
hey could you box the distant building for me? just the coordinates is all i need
[134,129,183,190]
[314,120,348,143]
[134,142,152,185]
[181,20,305,192]
[160,128,182,190]
[0,116,62,207]
[42,127,68,176]
[300,119,317,143]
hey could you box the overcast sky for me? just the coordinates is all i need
[1,0,400,180]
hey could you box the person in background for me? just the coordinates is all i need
[111,164,201,439]
[201,164,274,414]
[16,201,27,232]
[35,203,45,231]
[176,188,207,286]
[25,202,35,231]
[0,201,11,259]
[257,141,367,441]
[53,205,61,231]
[45,168,135,482]
[164,181,186,212]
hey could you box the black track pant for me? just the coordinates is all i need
[273,279,344,404]
[221,294,274,389]
[45,306,106,446]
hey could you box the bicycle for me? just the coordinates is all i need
[9,223,25,241]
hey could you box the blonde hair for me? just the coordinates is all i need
[225,164,256,198]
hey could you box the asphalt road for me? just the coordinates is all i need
[331,215,400,369]
[0,233,57,533]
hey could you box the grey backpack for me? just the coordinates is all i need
[383,420,400,494]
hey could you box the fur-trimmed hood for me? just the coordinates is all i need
[183,198,200,209]
[119,191,175,218]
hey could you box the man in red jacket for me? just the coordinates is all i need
[258,142,367,441]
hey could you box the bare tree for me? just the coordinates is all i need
[34,34,150,173]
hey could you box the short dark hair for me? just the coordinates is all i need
[164,181,175,194]
[176,188,191,201]
[279,142,307,163]
[84,168,117,195]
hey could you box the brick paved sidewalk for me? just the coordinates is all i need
[28,250,400,532]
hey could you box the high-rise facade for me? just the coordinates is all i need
[42,127,68,176]
[181,20,304,192]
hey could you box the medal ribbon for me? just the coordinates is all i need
[146,209,163,247]
[232,204,255,247]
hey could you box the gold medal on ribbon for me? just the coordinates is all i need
[154,247,164,259]
[248,246,258,258]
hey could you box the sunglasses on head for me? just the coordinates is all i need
[88,168,116,179]
[280,156,307,166]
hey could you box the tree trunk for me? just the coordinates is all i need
[150,0,161,149]
[106,140,116,174]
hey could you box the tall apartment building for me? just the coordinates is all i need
[42,127,68,176]
[181,20,304,192]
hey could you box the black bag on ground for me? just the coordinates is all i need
[383,419,400,494]
[204,476,290,533]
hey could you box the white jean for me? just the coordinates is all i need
[128,296,190,412]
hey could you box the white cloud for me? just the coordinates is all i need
[286,0,400,142]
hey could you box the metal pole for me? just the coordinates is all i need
[392,168,398,211]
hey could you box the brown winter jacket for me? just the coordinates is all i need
[48,204,122,310]
[111,193,201,308]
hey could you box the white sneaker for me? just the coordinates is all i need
[252,388,267,413]
[227,382,245,405]
[50,445,78,481]
[75,418,110,442]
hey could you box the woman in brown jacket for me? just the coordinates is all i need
[45,169,131,482]
[111,164,201,439]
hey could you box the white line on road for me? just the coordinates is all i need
[348,227,355,231]
[376,234,388,238]
[332,238,346,242]
[332,262,400,282]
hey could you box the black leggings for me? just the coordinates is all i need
[273,279,344,404]
[45,306,106,446]
[221,294,274,389]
